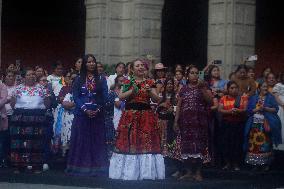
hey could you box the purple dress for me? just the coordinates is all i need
[178,85,210,163]
[66,76,109,176]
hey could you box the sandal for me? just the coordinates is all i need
[171,171,181,178]
[222,164,230,170]
[178,173,193,181]
[33,170,42,174]
[193,174,203,182]
[13,169,20,174]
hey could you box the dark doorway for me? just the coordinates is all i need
[255,0,284,76]
[1,0,85,71]
[161,0,209,70]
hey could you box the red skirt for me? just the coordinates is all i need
[114,109,161,154]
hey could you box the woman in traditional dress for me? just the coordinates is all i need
[157,78,178,156]
[0,79,8,168]
[104,75,125,159]
[205,65,228,166]
[257,67,272,85]
[232,65,256,97]
[244,82,282,170]
[156,78,182,177]
[112,75,125,130]
[109,59,164,180]
[266,72,277,93]
[218,81,248,171]
[58,72,77,156]
[174,65,212,181]
[1,71,16,167]
[10,68,50,173]
[272,73,284,150]
[48,62,65,154]
[174,70,186,94]
[107,62,126,89]
[66,54,108,176]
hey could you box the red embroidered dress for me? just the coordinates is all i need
[114,79,161,154]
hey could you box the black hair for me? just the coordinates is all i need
[265,72,275,81]
[235,64,248,73]
[261,67,272,77]
[226,80,239,89]
[79,54,103,95]
[22,67,34,78]
[186,64,198,76]
[175,64,184,70]
[205,65,220,82]
[175,69,184,75]
[52,60,63,71]
[247,66,254,72]
[110,74,124,91]
[278,72,284,84]
[160,78,176,105]
[115,62,125,70]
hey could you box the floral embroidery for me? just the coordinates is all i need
[15,84,47,98]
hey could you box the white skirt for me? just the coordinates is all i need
[109,153,165,180]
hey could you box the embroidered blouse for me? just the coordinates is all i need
[14,84,47,109]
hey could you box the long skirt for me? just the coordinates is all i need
[66,111,109,176]
[222,121,244,164]
[245,118,273,165]
[10,109,47,169]
[61,110,74,156]
[109,108,165,180]
[158,118,181,160]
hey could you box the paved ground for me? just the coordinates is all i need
[1,168,284,189]
[0,151,284,189]
[0,183,102,189]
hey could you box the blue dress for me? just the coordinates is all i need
[244,93,282,165]
[66,75,109,176]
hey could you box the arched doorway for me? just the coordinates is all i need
[1,0,85,71]
[161,0,209,70]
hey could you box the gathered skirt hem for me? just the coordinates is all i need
[109,153,165,180]
[245,152,273,165]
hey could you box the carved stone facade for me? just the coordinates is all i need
[85,0,164,65]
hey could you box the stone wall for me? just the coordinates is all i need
[208,0,256,78]
[85,0,164,65]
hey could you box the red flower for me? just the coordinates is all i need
[124,79,131,84]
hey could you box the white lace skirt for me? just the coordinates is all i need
[109,153,165,180]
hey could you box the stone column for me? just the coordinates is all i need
[208,0,256,78]
[85,0,164,65]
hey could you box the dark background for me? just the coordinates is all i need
[161,0,209,70]
[1,0,284,75]
[1,0,85,71]
[255,0,284,77]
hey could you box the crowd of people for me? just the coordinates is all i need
[0,54,283,182]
